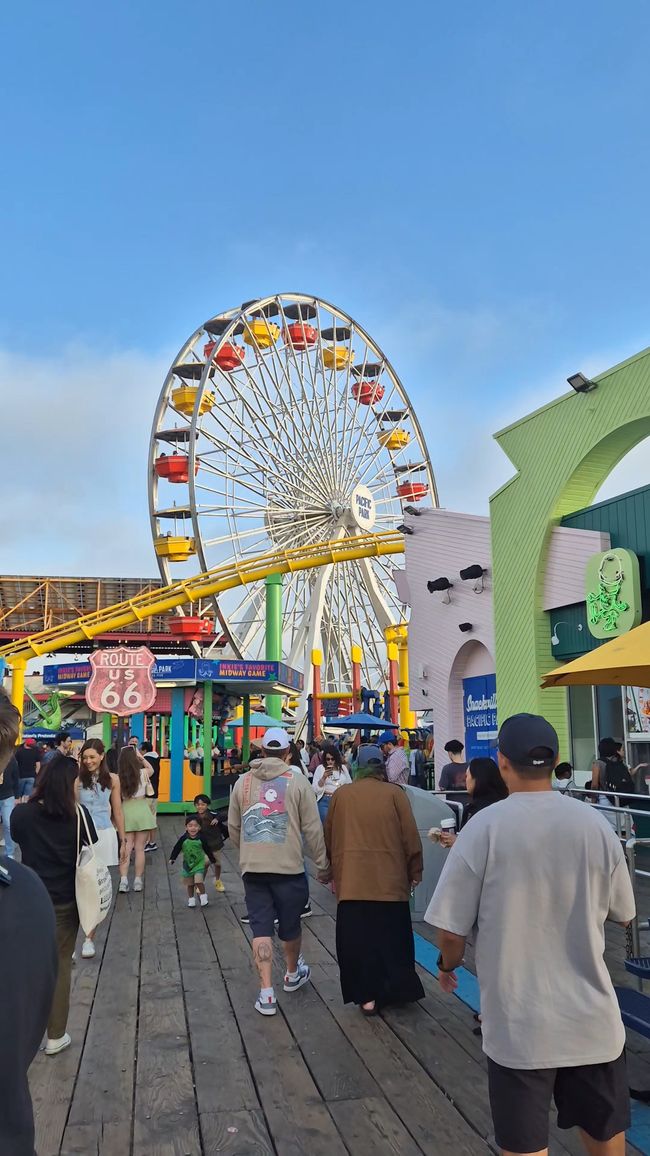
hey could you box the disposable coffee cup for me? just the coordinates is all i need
[440,818,456,835]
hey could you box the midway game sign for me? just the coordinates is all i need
[86,647,157,717]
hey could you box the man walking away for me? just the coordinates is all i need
[15,738,41,798]
[228,728,329,1016]
[438,739,468,790]
[426,713,635,1156]
[378,731,409,786]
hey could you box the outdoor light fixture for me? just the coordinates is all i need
[427,577,453,603]
[551,621,583,646]
[459,622,473,633]
[567,372,597,394]
[397,524,414,536]
[459,564,487,592]
[403,505,422,517]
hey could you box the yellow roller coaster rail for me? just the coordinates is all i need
[0,532,405,666]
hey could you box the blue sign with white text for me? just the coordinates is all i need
[463,674,498,762]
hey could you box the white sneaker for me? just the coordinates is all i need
[255,993,277,1016]
[187,896,197,908]
[81,938,95,959]
[199,893,208,907]
[118,877,129,893]
[45,1033,71,1056]
[71,952,76,964]
[133,877,143,892]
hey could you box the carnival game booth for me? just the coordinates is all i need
[42,657,303,811]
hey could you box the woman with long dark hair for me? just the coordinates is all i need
[11,755,98,1055]
[439,757,508,848]
[118,746,152,893]
[313,744,351,822]
[76,739,126,958]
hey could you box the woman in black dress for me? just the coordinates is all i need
[439,757,508,848]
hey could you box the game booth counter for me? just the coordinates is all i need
[43,655,303,810]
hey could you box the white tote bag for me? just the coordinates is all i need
[75,806,113,935]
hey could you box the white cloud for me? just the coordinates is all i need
[1,333,648,582]
[0,344,170,576]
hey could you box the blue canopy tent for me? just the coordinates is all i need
[323,712,399,730]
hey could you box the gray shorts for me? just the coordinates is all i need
[242,872,309,941]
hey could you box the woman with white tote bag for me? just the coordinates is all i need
[11,755,98,1056]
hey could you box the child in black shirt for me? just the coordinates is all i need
[194,794,228,893]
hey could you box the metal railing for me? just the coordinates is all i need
[430,785,650,990]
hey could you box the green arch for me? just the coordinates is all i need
[490,346,650,755]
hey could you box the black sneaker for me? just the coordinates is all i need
[240,914,250,924]
[145,842,158,852]
[301,904,312,919]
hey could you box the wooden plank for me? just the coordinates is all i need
[59,1120,131,1155]
[329,1096,424,1156]
[133,830,202,1156]
[61,878,144,1148]
[199,1110,274,1155]
[203,907,349,1154]
[29,881,118,1156]
[159,819,264,1117]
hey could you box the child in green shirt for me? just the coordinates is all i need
[169,814,216,907]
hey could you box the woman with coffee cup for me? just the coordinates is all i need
[438,757,508,848]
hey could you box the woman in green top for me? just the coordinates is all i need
[169,814,216,907]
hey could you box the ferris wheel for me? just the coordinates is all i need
[148,294,437,696]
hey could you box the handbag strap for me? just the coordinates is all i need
[76,804,93,852]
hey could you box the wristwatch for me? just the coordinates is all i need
[437,953,461,973]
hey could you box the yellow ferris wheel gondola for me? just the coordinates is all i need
[321,325,353,370]
[154,534,196,562]
[377,428,411,451]
[171,384,215,416]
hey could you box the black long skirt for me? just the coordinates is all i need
[336,900,425,1008]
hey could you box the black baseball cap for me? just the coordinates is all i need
[498,714,559,767]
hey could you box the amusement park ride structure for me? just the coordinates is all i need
[2,294,437,735]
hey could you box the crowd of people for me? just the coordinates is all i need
[0,699,643,1156]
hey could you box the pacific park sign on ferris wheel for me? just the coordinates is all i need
[85,646,157,717]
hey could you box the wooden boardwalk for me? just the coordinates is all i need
[29,817,650,1156]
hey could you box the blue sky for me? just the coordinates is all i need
[3,0,650,575]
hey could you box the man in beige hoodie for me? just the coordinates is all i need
[228,727,329,1016]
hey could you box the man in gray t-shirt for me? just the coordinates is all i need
[426,713,635,1156]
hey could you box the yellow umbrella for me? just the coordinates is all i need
[542,620,650,688]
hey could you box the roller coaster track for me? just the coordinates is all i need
[0,532,405,664]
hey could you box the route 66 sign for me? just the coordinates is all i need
[85,647,157,717]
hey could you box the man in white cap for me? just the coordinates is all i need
[228,727,329,1016]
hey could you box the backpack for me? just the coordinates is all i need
[604,759,635,796]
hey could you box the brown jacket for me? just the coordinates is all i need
[324,778,423,902]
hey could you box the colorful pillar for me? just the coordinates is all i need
[10,660,26,739]
[131,712,145,743]
[202,680,213,797]
[160,715,167,757]
[312,649,322,740]
[386,624,416,730]
[264,572,283,720]
[170,686,185,803]
[102,713,112,748]
[242,695,251,765]
[151,715,158,750]
[387,641,399,725]
[351,645,362,713]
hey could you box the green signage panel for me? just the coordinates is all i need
[585,548,642,639]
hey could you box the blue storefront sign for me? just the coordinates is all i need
[43,656,304,691]
[463,674,498,762]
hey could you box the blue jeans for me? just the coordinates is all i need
[19,777,35,798]
[1,797,16,858]
[317,795,331,823]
